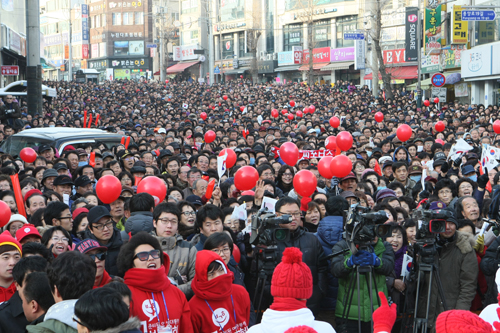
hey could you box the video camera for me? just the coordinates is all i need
[345,204,390,247]
[249,208,292,246]
[411,208,448,241]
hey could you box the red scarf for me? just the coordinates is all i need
[93,270,112,289]
[191,271,234,301]
[269,297,307,312]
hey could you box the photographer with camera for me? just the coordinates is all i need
[331,205,395,333]
[415,208,478,331]
[0,95,21,130]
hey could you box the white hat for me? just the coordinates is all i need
[4,214,28,232]
[158,128,166,134]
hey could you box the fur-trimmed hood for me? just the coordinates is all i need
[91,318,141,333]
[455,231,474,254]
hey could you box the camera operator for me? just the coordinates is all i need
[416,208,478,331]
[0,95,21,129]
[265,197,328,316]
[331,209,395,332]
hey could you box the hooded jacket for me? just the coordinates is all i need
[155,233,197,299]
[315,215,344,311]
[189,250,250,333]
[0,282,16,304]
[124,252,193,333]
[26,299,78,333]
[121,212,154,242]
[392,146,411,165]
[83,227,123,276]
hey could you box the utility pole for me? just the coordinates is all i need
[208,0,215,85]
[26,0,42,115]
[416,0,422,108]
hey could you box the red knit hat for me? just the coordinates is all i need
[284,326,318,333]
[271,247,312,299]
[435,310,493,333]
[0,230,22,255]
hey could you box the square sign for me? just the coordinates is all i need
[344,33,365,40]
[1,66,19,76]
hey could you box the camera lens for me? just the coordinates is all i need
[274,229,288,241]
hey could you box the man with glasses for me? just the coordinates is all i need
[43,202,73,233]
[182,168,202,198]
[193,154,209,172]
[0,95,21,129]
[76,239,112,288]
[84,206,123,276]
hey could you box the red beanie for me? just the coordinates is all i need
[271,247,312,299]
[284,326,318,333]
[435,310,493,333]
[0,230,22,255]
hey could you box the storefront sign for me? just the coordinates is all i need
[88,59,109,70]
[455,82,468,97]
[173,44,199,61]
[293,46,302,64]
[109,32,143,39]
[1,65,18,76]
[258,60,277,74]
[303,47,331,63]
[354,40,365,70]
[383,49,407,64]
[9,29,22,55]
[110,58,149,69]
[421,52,441,74]
[478,21,495,44]
[278,51,294,65]
[405,7,418,61]
[452,5,468,44]
[108,1,142,9]
[424,7,441,54]
[461,44,492,78]
[330,47,354,62]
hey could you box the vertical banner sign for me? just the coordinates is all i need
[478,22,495,44]
[452,5,468,44]
[81,4,89,59]
[405,7,418,61]
[424,7,442,55]
[354,39,365,70]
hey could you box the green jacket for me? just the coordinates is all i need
[331,238,395,322]
[26,319,77,333]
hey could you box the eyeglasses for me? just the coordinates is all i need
[438,189,452,195]
[278,211,301,218]
[121,177,131,181]
[51,236,69,243]
[92,220,114,231]
[89,252,107,261]
[212,247,231,255]
[59,216,72,221]
[283,173,293,178]
[157,218,178,225]
[73,316,87,328]
[182,211,196,216]
[133,249,161,261]
[262,172,274,177]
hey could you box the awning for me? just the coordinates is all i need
[320,61,354,71]
[364,66,418,80]
[166,61,199,74]
[407,71,462,90]
[298,63,329,71]
[275,65,301,72]
[223,67,250,75]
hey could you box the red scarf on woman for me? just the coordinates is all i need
[269,297,308,312]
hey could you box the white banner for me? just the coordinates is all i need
[455,82,468,97]
[354,39,366,70]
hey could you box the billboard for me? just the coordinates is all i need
[405,7,418,61]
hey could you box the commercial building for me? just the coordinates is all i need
[0,1,27,86]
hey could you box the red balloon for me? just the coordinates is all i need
[281,109,288,115]
[219,148,236,169]
[296,111,303,118]
[165,79,169,83]
[434,97,440,104]
[271,109,279,118]
[330,155,353,178]
[336,131,353,151]
[424,100,430,107]
[374,112,384,123]
[318,156,334,179]
[494,120,500,134]
[309,105,316,113]
[240,106,245,112]
[325,136,337,150]
[0,201,10,228]
[396,124,412,142]
[290,100,295,107]
[204,130,216,143]
[303,107,310,114]
[293,170,318,197]
[223,95,228,100]
[137,176,167,205]
[435,139,445,145]
[279,142,299,166]
[96,175,122,204]
[200,112,207,120]
[330,116,340,128]
[435,121,445,132]
[234,166,259,191]
[287,113,294,120]
[20,147,37,163]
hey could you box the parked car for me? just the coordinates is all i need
[0,128,127,157]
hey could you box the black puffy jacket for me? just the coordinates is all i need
[480,235,500,276]
[84,227,123,276]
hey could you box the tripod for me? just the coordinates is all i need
[252,245,279,323]
[340,264,381,333]
[412,243,448,333]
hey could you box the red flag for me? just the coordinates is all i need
[10,174,27,217]
[374,161,383,176]
[83,110,87,128]
[125,137,131,149]
[134,176,142,187]
[95,114,100,126]
[88,114,93,128]
[120,137,125,145]
[205,179,216,200]
[487,181,493,193]
[89,152,96,167]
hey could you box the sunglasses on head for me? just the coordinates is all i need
[133,249,161,261]
[89,252,107,261]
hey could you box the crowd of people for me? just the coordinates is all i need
[0,77,499,333]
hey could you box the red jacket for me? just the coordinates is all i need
[93,270,113,289]
[189,250,250,333]
[0,282,15,304]
[124,253,193,333]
